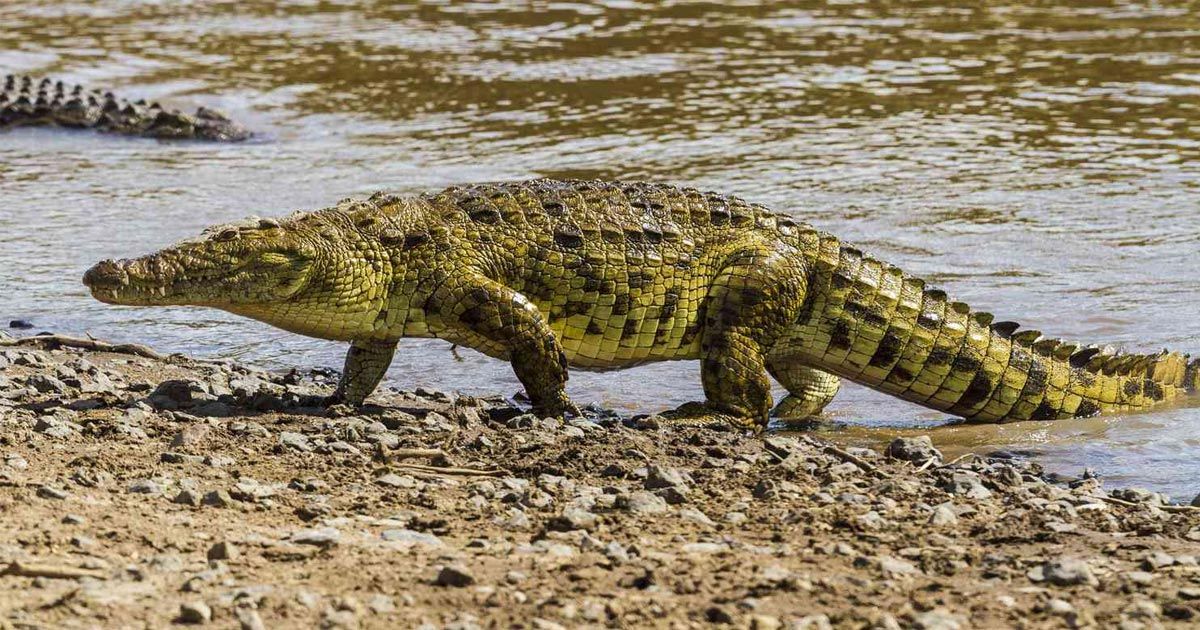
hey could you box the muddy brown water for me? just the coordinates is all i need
[2,1,1199,498]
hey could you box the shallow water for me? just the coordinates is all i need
[2,1,1199,499]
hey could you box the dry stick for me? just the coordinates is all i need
[820,444,881,475]
[1100,496,1200,514]
[3,561,107,580]
[934,452,978,469]
[387,448,446,460]
[0,335,167,361]
[392,463,507,477]
[914,457,939,474]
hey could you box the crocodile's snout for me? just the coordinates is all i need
[83,259,129,289]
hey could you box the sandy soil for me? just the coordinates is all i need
[0,333,1198,629]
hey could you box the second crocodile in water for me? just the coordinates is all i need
[83,179,1200,428]
[1,74,249,141]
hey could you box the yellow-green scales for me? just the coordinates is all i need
[84,179,1200,428]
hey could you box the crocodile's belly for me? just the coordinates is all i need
[522,267,708,368]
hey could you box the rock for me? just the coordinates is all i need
[912,609,963,630]
[8,319,34,329]
[644,465,689,490]
[36,485,70,500]
[375,473,416,489]
[178,600,212,624]
[679,507,716,526]
[201,490,235,508]
[929,503,958,526]
[291,527,340,547]
[1143,552,1175,570]
[127,479,162,495]
[27,374,68,394]
[279,431,313,452]
[655,486,689,505]
[886,436,942,463]
[207,541,239,561]
[940,471,992,499]
[381,529,443,548]
[548,505,598,531]
[1192,493,1200,508]
[621,491,668,515]
[1035,558,1099,587]
[435,565,475,587]
[173,489,202,506]
[170,425,212,448]
[877,555,919,577]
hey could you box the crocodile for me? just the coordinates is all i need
[1,74,249,141]
[82,179,1200,428]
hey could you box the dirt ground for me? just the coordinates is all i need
[0,333,1198,629]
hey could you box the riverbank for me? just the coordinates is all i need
[1,333,1198,628]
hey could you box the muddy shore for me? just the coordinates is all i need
[0,332,1198,629]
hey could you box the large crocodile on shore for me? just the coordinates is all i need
[1,74,249,141]
[83,179,1200,428]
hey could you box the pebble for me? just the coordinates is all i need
[644,465,689,490]
[380,529,443,547]
[279,431,313,452]
[885,436,942,463]
[127,479,162,494]
[207,541,239,561]
[435,565,475,587]
[36,485,70,500]
[929,503,958,526]
[548,505,598,531]
[178,601,212,624]
[1034,558,1099,587]
[621,491,668,515]
[291,527,340,547]
[912,609,963,630]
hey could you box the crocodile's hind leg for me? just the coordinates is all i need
[662,247,808,430]
[429,271,581,418]
[767,361,841,422]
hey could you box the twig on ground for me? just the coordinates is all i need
[914,457,938,473]
[821,444,881,475]
[1100,496,1200,513]
[3,561,107,581]
[391,463,507,477]
[0,335,167,361]
[935,453,978,469]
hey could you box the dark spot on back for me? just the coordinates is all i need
[869,331,905,368]
[829,319,854,351]
[1074,400,1101,417]
[954,371,995,411]
[927,347,953,366]
[917,312,941,329]
[952,354,981,373]
[586,322,604,335]
[1144,379,1164,401]
[1030,402,1058,421]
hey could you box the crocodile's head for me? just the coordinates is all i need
[145,107,251,141]
[84,216,316,310]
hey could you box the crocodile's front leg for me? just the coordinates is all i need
[431,271,580,418]
[330,338,399,407]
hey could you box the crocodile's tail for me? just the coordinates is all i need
[789,233,1198,422]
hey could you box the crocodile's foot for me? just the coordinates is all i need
[658,402,762,431]
[531,394,583,420]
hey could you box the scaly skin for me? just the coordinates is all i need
[1,74,249,141]
[83,179,1200,427]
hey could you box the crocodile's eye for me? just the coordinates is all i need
[214,228,239,242]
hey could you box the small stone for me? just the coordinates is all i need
[127,479,162,495]
[622,491,668,515]
[1047,599,1075,616]
[1142,552,1175,571]
[679,507,716,526]
[201,490,234,508]
[290,527,340,547]
[644,465,689,490]
[878,555,919,577]
[548,505,598,531]
[435,565,475,587]
[279,431,312,452]
[940,471,992,499]
[375,473,416,489]
[173,489,201,506]
[929,503,958,526]
[1039,558,1098,587]
[170,425,211,448]
[885,436,942,463]
[912,609,962,630]
[36,486,70,500]
[178,600,212,624]
[381,529,443,547]
[8,319,34,329]
[207,541,239,561]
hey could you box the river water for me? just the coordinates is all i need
[2,1,1199,499]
